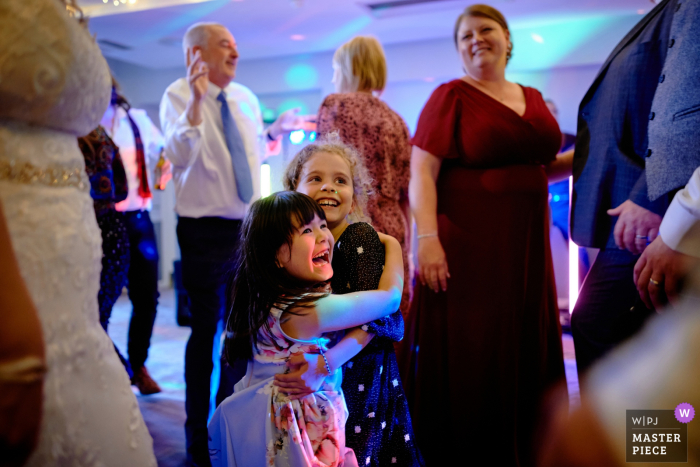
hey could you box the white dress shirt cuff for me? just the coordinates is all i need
[660,192,700,257]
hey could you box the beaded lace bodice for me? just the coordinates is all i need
[0,0,110,137]
[0,1,156,466]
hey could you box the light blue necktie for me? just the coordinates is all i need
[217,91,254,203]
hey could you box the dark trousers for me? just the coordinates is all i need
[96,210,133,378]
[123,210,160,370]
[571,248,653,383]
[177,216,242,466]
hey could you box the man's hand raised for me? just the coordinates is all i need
[185,49,209,126]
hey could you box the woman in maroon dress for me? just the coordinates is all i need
[317,36,412,318]
[398,4,572,465]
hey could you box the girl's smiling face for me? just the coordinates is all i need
[295,152,355,238]
[276,214,334,284]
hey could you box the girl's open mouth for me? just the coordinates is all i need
[312,250,330,265]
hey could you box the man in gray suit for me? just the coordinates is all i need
[635,1,700,309]
[570,0,680,380]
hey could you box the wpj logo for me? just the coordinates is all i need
[626,405,692,463]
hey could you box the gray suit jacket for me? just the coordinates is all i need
[647,0,700,201]
[571,0,676,248]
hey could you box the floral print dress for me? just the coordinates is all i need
[209,303,357,467]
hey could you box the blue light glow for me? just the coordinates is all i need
[278,99,308,116]
[262,108,276,123]
[308,131,317,142]
[284,64,318,90]
[290,130,305,145]
[553,194,560,202]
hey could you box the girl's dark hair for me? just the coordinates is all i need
[224,191,331,363]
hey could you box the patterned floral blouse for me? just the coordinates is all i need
[78,125,127,215]
[317,93,413,317]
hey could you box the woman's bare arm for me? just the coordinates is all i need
[410,146,450,293]
[545,148,574,183]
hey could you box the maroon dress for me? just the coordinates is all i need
[317,93,412,317]
[398,80,567,465]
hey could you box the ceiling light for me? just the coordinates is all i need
[290,34,305,41]
[113,0,118,5]
[129,0,136,3]
[531,33,544,44]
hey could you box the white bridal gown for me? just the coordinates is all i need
[0,0,156,465]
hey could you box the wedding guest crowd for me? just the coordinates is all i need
[2,0,699,466]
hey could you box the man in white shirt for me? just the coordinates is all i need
[102,86,166,396]
[159,22,304,467]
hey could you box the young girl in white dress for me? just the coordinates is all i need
[208,191,403,467]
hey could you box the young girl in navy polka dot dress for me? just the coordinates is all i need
[278,134,424,466]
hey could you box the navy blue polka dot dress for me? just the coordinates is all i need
[332,222,424,466]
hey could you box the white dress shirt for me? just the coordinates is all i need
[107,107,164,212]
[659,166,700,257]
[159,79,278,219]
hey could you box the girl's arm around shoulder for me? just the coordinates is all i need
[281,233,403,340]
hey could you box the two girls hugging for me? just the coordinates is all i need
[208,134,424,467]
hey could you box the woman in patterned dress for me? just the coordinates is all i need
[316,36,413,319]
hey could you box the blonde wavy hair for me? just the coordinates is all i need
[282,133,372,224]
[333,36,387,93]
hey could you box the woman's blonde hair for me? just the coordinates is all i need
[333,36,387,93]
[282,132,372,224]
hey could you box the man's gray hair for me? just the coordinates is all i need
[182,22,223,61]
